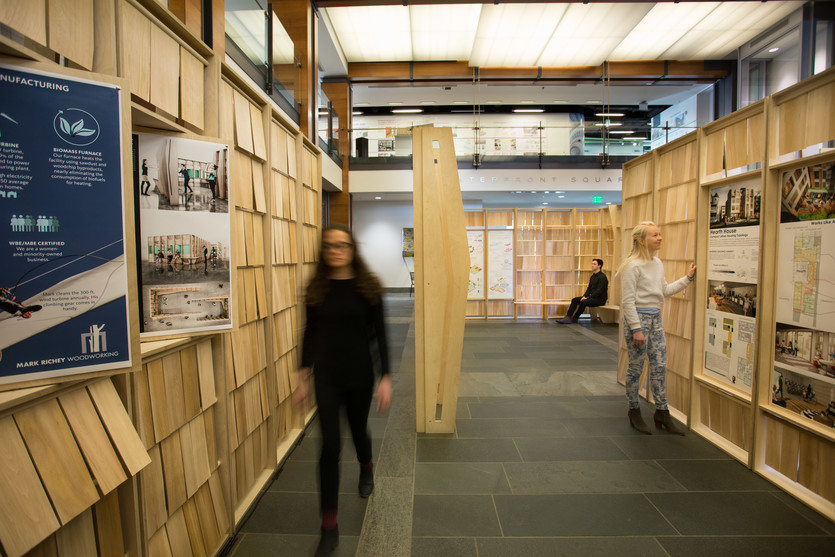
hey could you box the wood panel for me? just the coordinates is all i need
[87,379,152,475]
[142,445,168,534]
[48,0,94,69]
[0,416,60,557]
[805,81,835,147]
[180,345,202,421]
[180,47,205,129]
[166,507,194,557]
[55,508,96,557]
[119,1,151,101]
[92,490,125,557]
[150,23,180,115]
[59,388,127,495]
[233,89,254,155]
[196,340,218,408]
[160,431,188,512]
[250,103,267,160]
[1,0,47,45]
[14,399,99,524]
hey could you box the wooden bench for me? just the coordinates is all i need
[588,305,620,324]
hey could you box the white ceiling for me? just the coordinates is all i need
[352,189,622,209]
[318,1,803,107]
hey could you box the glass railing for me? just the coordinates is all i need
[225,1,299,120]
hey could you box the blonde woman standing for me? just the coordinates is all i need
[616,221,695,435]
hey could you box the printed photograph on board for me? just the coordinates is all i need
[780,161,834,222]
[0,64,133,384]
[706,280,757,317]
[135,134,233,337]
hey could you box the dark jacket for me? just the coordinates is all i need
[584,271,608,303]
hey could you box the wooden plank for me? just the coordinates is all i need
[778,422,800,481]
[219,81,235,143]
[204,405,218,471]
[147,525,173,557]
[92,490,125,557]
[134,364,156,449]
[87,380,152,476]
[14,400,99,524]
[252,159,267,214]
[250,102,267,160]
[0,0,46,45]
[150,23,180,116]
[208,472,230,537]
[724,119,748,170]
[166,507,194,557]
[160,431,188,512]
[58,388,127,495]
[777,94,807,155]
[178,418,201,498]
[703,130,724,176]
[55,508,96,557]
[245,268,257,322]
[182,498,208,557]
[0,416,60,557]
[255,265,267,318]
[190,414,213,490]
[48,0,94,69]
[233,89,254,154]
[196,340,218,409]
[286,133,297,178]
[194,483,220,554]
[747,112,765,163]
[818,439,835,503]
[162,352,188,431]
[179,46,205,129]
[272,123,288,173]
[797,430,820,492]
[27,536,58,557]
[119,1,151,101]
[806,81,835,147]
[146,358,171,441]
[141,445,168,534]
[180,345,202,422]
[235,150,254,210]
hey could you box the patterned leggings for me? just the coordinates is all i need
[624,312,669,411]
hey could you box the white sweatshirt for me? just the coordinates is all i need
[621,256,692,331]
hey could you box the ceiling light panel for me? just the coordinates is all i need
[610,2,721,60]
[662,1,800,60]
[537,3,653,67]
[325,6,412,62]
[410,5,481,61]
[470,3,568,67]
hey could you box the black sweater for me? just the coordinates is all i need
[583,271,608,302]
[301,279,390,380]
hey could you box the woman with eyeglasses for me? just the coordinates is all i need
[294,223,392,556]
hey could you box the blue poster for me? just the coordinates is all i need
[0,64,132,384]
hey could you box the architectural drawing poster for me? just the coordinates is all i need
[0,64,132,384]
[467,230,484,298]
[487,229,513,298]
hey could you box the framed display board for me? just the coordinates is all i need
[135,133,233,337]
[0,62,135,386]
[467,229,484,298]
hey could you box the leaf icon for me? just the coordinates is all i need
[71,119,85,135]
[60,117,71,135]
[76,129,95,137]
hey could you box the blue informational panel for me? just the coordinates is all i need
[0,64,132,384]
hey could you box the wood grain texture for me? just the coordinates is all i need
[233,89,254,155]
[166,507,194,557]
[208,471,230,536]
[58,388,127,495]
[147,357,171,441]
[271,123,288,173]
[180,345,202,422]
[0,416,60,557]
[147,524,173,557]
[119,1,151,100]
[806,81,835,147]
[134,364,156,449]
[141,445,168,534]
[250,103,267,160]
[162,352,188,431]
[182,498,208,557]
[48,0,94,69]
[14,399,99,524]
[92,490,125,557]
[150,23,180,115]
[195,483,221,554]
[252,159,267,214]
[55,508,96,557]
[179,47,205,129]
[778,94,807,155]
[219,81,235,143]
[87,379,152,476]
[160,431,188,512]
[1,0,47,45]
[413,126,468,433]
[196,340,218,409]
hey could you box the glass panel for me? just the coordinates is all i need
[225,0,268,83]
[271,11,298,110]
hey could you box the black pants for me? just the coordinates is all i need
[566,296,605,320]
[314,373,374,511]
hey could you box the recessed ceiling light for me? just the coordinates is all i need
[513,108,544,113]
[769,47,779,53]
[374,196,381,200]
[558,195,565,198]
[352,111,362,115]
[542,202,549,205]
[610,130,633,134]
[530,191,537,194]
[519,100,534,104]
[544,191,550,194]
[391,108,423,113]
[606,202,612,205]
[595,112,624,117]
[453,101,469,105]
[515,191,522,194]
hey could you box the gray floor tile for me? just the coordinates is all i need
[239,492,367,535]
[416,438,521,462]
[228,532,359,557]
[455,417,572,438]
[414,462,511,494]
[656,536,835,557]
[647,492,828,535]
[269,460,361,494]
[504,460,686,493]
[466,400,571,419]
[493,493,677,536]
[770,491,835,535]
[476,537,668,557]
[513,437,630,461]
[657,459,780,491]
[412,537,477,557]
[375,432,416,478]
[412,495,502,536]
[355,477,413,557]
[610,434,735,460]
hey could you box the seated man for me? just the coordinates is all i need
[557,258,608,324]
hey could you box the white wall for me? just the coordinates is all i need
[352,201,414,288]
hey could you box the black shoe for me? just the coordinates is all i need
[359,465,374,497]
[315,525,338,556]
[628,408,652,434]
[654,409,686,435]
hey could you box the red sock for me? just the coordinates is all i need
[322,509,337,530]
[360,461,373,472]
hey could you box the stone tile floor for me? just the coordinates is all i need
[228,294,834,556]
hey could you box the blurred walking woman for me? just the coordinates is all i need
[294,224,392,556]
[616,221,695,436]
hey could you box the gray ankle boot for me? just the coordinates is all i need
[653,409,686,435]
[628,408,651,434]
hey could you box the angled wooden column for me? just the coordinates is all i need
[413,126,468,434]
[277,0,317,141]
[322,80,352,225]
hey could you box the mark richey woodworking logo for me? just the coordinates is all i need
[81,323,107,353]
